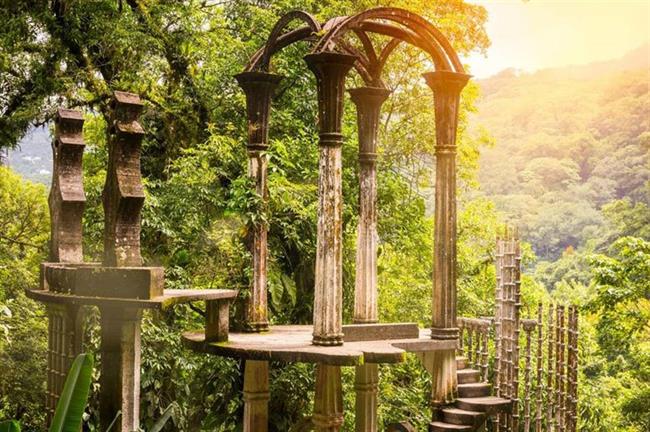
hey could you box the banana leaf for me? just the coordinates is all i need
[0,420,20,432]
[49,353,94,432]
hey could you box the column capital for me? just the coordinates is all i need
[348,86,391,107]
[235,71,283,151]
[422,70,471,95]
[304,52,356,140]
[304,52,358,76]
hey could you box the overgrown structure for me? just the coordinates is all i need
[28,93,237,432]
[28,7,580,432]
[183,7,515,432]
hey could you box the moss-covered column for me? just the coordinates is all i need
[235,71,282,332]
[349,86,390,432]
[423,70,470,416]
[304,52,356,346]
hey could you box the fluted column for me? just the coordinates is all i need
[424,70,469,339]
[313,364,344,432]
[243,360,270,432]
[349,87,390,324]
[235,72,281,432]
[354,363,379,432]
[235,71,282,332]
[304,52,356,346]
[349,87,390,432]
[423,70,470,415]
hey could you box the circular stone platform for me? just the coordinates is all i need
[182,325,457,366]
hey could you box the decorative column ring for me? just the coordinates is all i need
[349,87,390,325]
[235,71,283,332]
[423,70,470,340]
[304,51,357,346]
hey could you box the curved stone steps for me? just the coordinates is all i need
[429,421,473,431]
[455,396,512,416]
[457,368,481,384]
[441,407,486,427]
[458,382,491,398]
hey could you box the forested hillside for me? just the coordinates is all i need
[472,46,650,432]
[0,1,648,431]
[474,44,649,261]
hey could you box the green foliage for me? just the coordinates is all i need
[2,1,647,431]
[49,354,94,432]
[0,167,48,429]
[0,421,20,432]
[587,237,650,362]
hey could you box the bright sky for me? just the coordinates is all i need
[463,0,650,78]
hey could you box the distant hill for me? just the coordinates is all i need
[5,126,52,184]
[473,43,649,260]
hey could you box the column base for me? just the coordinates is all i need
[312,334,344,346]
[430,327,459,340]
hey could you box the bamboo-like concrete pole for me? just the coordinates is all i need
[547,304,555,432]
[568,306,579,432]
[494,236,504,432]
[481,322,489,382]
[558,306,567,432]
[535,303,544,432]
[423,70,470,418]
[522,319,536,432]
[512,233,522,432]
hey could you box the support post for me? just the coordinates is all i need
[313,364,344,432]
[235,71,282,332]
[349,86,390,432]
[423,70,470,416]
[46,108,86,423]
[99,307,142,432]
[99,91,146,431]
[243,360,270,432]
[354,363,379,432]
[235,70,282,432]
[304,52,356,346]
[205,299,230,343]
[349,87,390,324]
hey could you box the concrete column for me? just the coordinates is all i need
[313,364,344,432]
[235,72,282,432]
[354,363,379,432]
[349,87,390,432]
[304,52,356,346]
[99,307,142,432]
[46,108,86,423]
[348,87,390,325]
[235,71,282,332]
[243,360,270,432]
[423,70,470,416]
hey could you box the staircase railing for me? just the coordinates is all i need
[457,230,580,432]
